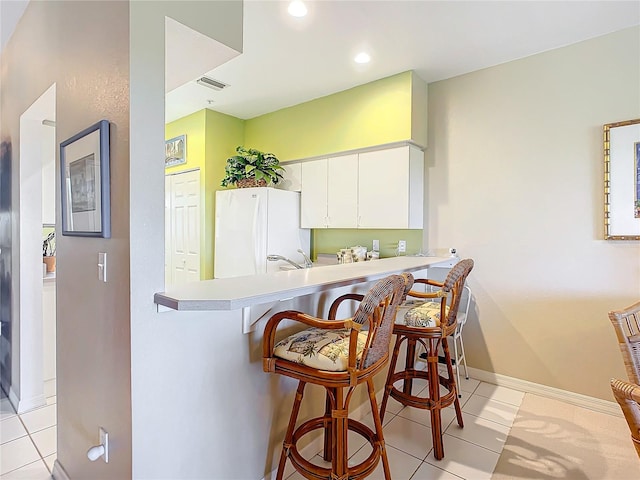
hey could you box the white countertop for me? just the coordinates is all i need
[154,256,452,311]
[43,272,56,283]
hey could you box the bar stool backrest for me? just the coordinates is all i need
[355,273,413,369]
[440,259,474,329]
[610,301,640,385]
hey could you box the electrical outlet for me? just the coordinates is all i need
[398,240,406,253]
[372,239,380,251]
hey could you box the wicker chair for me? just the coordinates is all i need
[609,301,640,384]
[611,378,640,458]
[263,273,413,480]
[380,259,474,460]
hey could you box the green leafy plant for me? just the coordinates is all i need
[220,146,284,187]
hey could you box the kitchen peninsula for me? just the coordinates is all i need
[154,255,451,312]
[151,255,452,479]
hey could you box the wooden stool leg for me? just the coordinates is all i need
[276,381,306,480]
[381,334,403,423]
[442,340,464,427]
[323,389,334,462]
[332,387,348,479]
[404,337,417,395]
[427,339,445,460]
[368,379,391,480]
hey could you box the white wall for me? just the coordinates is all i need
[42,123,56,225]
[1,1,132,477]
[129,1,244,477]
[426,26,640,400]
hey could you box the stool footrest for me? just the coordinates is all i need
[387,370,457,410]
[287,416,383,480]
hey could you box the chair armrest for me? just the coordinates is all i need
[407,278,445,299]
[328,293,365,320]
[263,310,359,362]
[612,378,640,403]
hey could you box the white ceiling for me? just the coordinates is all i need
[3,1,638,124]
[166,0,640,122]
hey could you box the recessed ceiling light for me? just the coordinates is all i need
[354,52,371,64]
[288,1,307,18]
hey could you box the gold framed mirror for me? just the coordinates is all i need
[604,118,640,240]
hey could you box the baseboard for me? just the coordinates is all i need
[8,386,19,412]
[52,459,71,480]
[10,387,47,414]
[467,366,621,417]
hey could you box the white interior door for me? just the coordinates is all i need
[166,169,201,285]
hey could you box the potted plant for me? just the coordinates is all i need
[42,231,56,273]
[220,146,284,188]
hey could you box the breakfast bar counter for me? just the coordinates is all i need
[154,255,451,311]
[147,255,454,479]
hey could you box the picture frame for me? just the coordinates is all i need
[60,120,111,238]
[604,118,640,240]
[165,134,186,167]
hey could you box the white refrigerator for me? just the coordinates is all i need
[214,187,311,278]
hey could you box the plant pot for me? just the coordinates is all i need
[43,256,56,273]
[237,178,267,188]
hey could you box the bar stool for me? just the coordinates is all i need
[380,259,474,460]
[263,274,412,480]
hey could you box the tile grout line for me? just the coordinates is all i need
[6,404,56,475]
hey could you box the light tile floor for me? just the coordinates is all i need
[0,375,524,480]
[0,390,56,480]
[284,374,524,480]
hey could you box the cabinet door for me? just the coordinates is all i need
[278,162,302,191]
[358,146,423,229]
[327,154,358,228]
[300,159,328,228]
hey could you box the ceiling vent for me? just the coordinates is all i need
[196,76,228,91]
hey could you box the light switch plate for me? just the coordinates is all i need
[100,427,109,463]
[98,252,107,282]
[373,239,380,251]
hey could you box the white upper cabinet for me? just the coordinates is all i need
[299,143,424,229]
[327,154,358,228]
[300,154,358,228]
[278,162,302,191]
[300,159,328,228]
[358,145,423,229]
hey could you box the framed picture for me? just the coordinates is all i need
[604,118,640,240]
[165,134,186,167]
[60,120,111,238]
[636,141,640,218]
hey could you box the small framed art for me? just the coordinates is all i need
[60,120,111,238]
[165,134,186,167]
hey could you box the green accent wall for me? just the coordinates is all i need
[165,70,427,274]
[244,71,426,258]
[244,71,416,161]
[166,109,244,279]
[312,229,424,259]
[411,73,428,148]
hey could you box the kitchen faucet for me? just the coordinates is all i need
[267,250,313,269]
[297,249,313,268]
